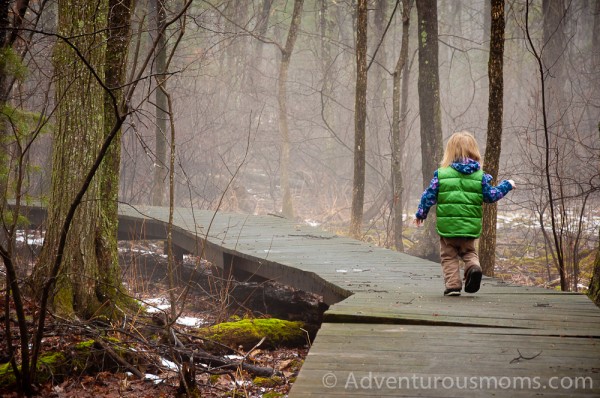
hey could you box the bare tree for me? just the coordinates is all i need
[278,0,304,219]
[479,0,505,277]
[349,0,368,238]
[525,0,567,290]
[392,0,413,252]
[151,0,168,206]
[415,0,443,260]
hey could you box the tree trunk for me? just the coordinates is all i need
[0,0,12,208]
[525,1,567,291]
[100,0,133,305]
[392,0,412,252]
[278,0,304,219]
[151,0,167,206]
[349,0,368,239]
[588,227,600,307]
[34,0,122,319]
[479,0,505,277]
[415,0,443,260]
[0,0,30,206]
[252,0,273,74]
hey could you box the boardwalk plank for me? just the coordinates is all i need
[292,324,600,397]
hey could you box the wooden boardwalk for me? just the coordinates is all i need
[17,203,600,396]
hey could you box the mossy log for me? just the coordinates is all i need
[198,318,306,350]
[0,352,68,389]
[0,338,142,389]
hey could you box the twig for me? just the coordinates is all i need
[510,349,542,364]
[94,338,144,379]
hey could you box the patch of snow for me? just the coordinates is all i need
[304,219,321,227]
[224,354,244,360]
[336,269,347,273]
[160,357,179,371]
[144,374,164,384]
[143,297,171,313]
[176,316,207,327]
[16,231,44,246]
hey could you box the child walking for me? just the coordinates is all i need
[415,131,515,296]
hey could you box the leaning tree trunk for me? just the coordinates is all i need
[34,0,123,319]
[278,0,304,219]
[391,0,412,252]
[415,0,443,261]
[479,0,505,277]
[349,0,368,238]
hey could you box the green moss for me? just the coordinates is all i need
[75,339,96,349]
[0,47,28,81]
[0,362,17,388]
[39,352,66,366]
[285,359,303,372]
[199,318,306,349]
[253,376,283,387]
[0,352,68,388]
[262,393,285,398]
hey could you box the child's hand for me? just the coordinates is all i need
[414,218,424,227]
[508,179,516,189]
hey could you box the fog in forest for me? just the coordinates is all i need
[11,0,600,243]
[128,2,599,227]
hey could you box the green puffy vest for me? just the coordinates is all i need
[436,167,484,238]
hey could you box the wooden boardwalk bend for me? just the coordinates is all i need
[19,203,600,396]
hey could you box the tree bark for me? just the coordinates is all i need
[349,0,368,238]
[278,0,304,219]
[100,0,133,306]
[479,0,505,277]
[415,0,443,260]
[392,0,412,252]
[34,0,123,318]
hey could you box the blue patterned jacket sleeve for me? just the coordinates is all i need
[482,174,513,203]
[415,171,439,220]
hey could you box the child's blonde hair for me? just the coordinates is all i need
[440,131,482,167]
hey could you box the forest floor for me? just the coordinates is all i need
[0,241,316,397]
[2,211,598,397]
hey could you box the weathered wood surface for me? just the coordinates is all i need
[14,203,600,396]
[293,323,600,397]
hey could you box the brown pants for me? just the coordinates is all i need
[439,237,481,290]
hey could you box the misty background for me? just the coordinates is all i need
[13,0,600,248]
